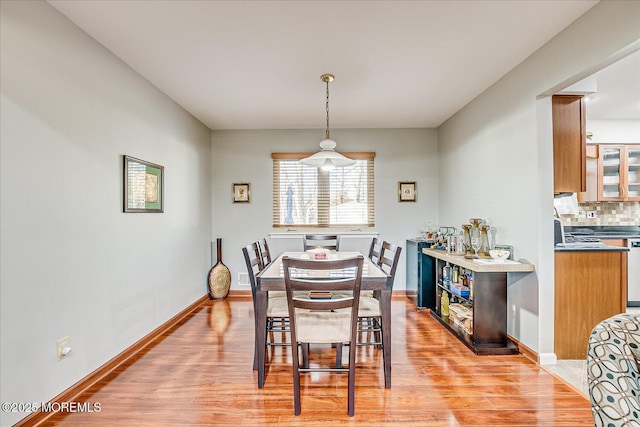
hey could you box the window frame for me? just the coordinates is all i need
[272,152,375,228]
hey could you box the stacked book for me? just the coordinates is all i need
[449,283,470,299]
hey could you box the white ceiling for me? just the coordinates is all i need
[585,49,640,120]
[48,0,616,130]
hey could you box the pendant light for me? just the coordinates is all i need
[300,74,355,170]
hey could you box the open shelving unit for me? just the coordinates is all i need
[423,248,535,355]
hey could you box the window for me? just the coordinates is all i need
[272,152,375,227]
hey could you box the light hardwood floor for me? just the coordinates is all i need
[38,297,593,426]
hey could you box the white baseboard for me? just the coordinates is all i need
[539,352,558,365]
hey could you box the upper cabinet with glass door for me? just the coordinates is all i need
[598,144,640,201]
[628,146,640,200]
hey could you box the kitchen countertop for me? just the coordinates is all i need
[564,225,640,239]
[554,243,629,252]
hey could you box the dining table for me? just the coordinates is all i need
[255,251,392,389]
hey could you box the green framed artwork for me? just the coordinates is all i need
[123,155,164,213]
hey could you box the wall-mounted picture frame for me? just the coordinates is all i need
[233,183,251,203]
[123,155,164,213]
[398,181,417,202]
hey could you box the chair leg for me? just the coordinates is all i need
[348,374,355,416]
[280,318,287,340]
[301,343,309,369]
[364,318,372,340]
[336,343,343,368]
[253,340,258,371]
[268,318,275,343]
[373,317,382,349]
[253,317,258,371]
[348,344,356,416]
[292,343,301,416]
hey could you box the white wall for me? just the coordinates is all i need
[211,128,438,292]
[437,0,640,359]
[587,119,640,143]
[0,2,211,425]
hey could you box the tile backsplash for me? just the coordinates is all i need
[561,201,640,225]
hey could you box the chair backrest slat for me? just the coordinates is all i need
[258,238,272,267]
[378,241,402,289]
[292,296,354,311]
[368,237,381,265]
[241,242,263,297]
[303,234,340,251]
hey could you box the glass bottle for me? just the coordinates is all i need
[441,290,450,317]
[479,225,491,257]
[461,224,472,256]
[469,218,482,238]
[443,262,451,286]
[469,218,482,257]
[456,230,465,254]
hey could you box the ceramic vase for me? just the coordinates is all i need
[208,238,231,299]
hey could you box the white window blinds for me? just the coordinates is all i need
[272,152,375,227]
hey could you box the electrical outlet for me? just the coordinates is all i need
[586,211,596,218]
[57,336,71,361]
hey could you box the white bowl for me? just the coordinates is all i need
[489,249,510,261]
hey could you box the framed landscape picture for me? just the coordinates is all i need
[233,183,251,203]
[398,181,417,202]
[123,155,164,213]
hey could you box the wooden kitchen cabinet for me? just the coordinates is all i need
[554,250,627,359]
[601,238,626,247]
[553,95,586,194]
[598,144,640,201]
[577,144,599,202]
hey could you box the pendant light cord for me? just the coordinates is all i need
[325,78,330,140]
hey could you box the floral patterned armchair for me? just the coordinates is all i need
[587,313,640,427]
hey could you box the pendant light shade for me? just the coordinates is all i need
[300,74,355,170]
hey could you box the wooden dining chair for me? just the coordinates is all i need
[242,242,289,371]
[358,241,402,350]
[258,237,286,298]
[258,238,272,267]
[302,234,340,251]
[368,237,381,265]
[282,255,364,417]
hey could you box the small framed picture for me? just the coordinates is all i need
[123,155,164,213]
[398,181,417,202]
[233,183,251,203]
